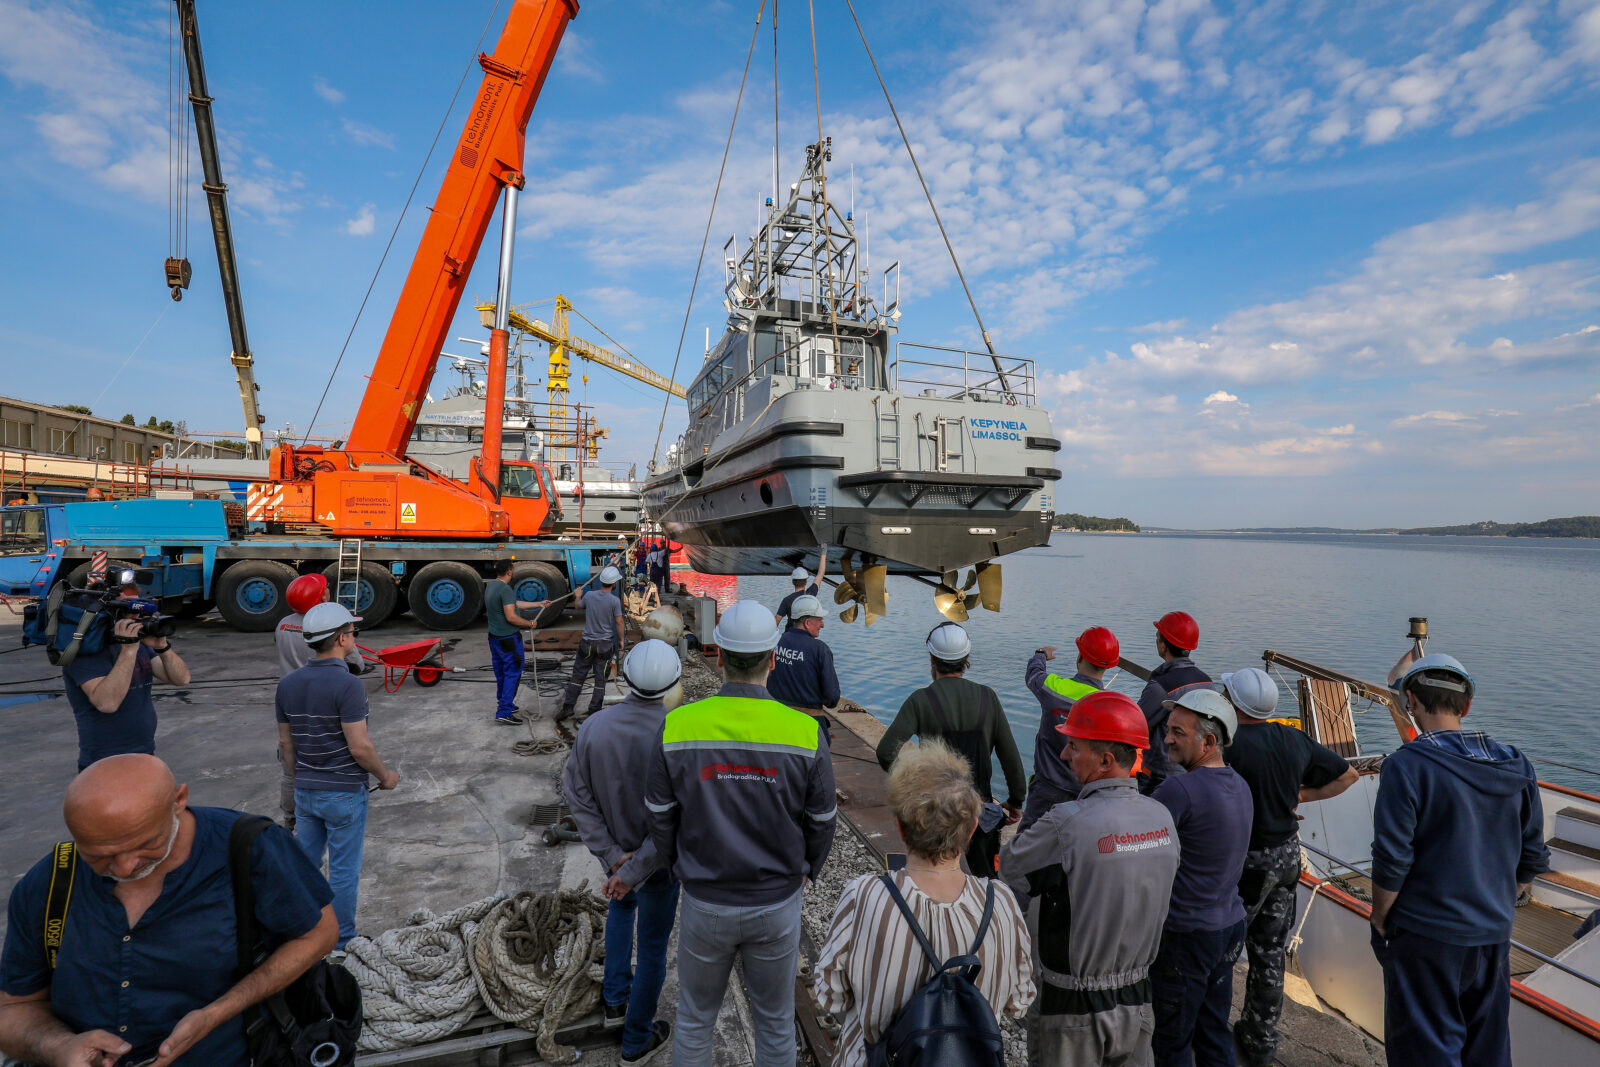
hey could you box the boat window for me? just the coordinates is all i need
[499,465,542,498]
[752,329,781,378]
[0,508,46,556]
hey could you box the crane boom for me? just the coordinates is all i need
[483,299,687,397]
[346,0,579,456]
[174,0,265,458]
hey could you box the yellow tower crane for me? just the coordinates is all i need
[476,295,684,464]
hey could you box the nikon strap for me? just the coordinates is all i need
[43,841,76,971]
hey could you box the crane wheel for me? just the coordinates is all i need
[320,561,399,628]
[215,560,299,632]
[407,561,484,631]
[508,562,568,626]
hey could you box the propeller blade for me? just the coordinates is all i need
[832,578,857,605]
[975,562,1002,611]
[840,603,860,624]
[862,564,888,616]
[964,592,981,611]
[962,568,979,591]
[864,607,882,626]
[934,584,967,621]
[942,569,959,590]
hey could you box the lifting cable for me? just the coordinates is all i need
[168,3,191,268]
[650,0,770,465]
[840,0,1011,392]
[302,0,506,446]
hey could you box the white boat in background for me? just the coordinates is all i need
[1265,646,1600,1059]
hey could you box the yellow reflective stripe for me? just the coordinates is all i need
[1044,675,1098,702]
[662,696,821,751]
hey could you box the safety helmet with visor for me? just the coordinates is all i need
[302,602,362,644]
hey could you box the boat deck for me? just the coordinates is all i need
[1328,872,1584,978]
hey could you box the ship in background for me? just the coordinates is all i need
[642,140,1062,622]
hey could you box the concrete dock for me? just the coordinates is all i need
[0,608,1383,1065]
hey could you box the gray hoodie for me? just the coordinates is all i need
[1000,776,1180,1012]
[563,692,670,888]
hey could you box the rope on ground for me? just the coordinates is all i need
[468,886,609,1065]
[343,894,504,1052]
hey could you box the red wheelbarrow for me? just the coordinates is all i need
[358,638,447,693]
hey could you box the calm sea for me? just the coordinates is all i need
[732,533,1600,793]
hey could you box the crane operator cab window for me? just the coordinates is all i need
[0,508,46,556]
[499,464,543,499]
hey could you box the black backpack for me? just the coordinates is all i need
[863,874,1005,1067]
[230,815,364,1067]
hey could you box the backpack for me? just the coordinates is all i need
[230,816,363,1067]
[863,874,1005,1067]
[21,581,112,666]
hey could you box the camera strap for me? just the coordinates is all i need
[58,604,106,668]
[44,841,76,970]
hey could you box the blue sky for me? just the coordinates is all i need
[1,0,1596,529]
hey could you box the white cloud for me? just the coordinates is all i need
[312,77,345,106]
[1364,106,1404,143]
[341,119,394,150]
[554,31,604,83]
[1391,409,1474,427]
[1202,390,1239,405]
[1134,318,1187,333]
[344,203,376,237]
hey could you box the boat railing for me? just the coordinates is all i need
[1299,841,1600,993]
[891,343,1036,405]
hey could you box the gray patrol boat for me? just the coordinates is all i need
[642,140,1061,618]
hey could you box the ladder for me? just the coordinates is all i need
[335,538,362,612]
[875,398,901,471]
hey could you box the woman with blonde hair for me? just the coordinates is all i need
[814,739,1034,1065]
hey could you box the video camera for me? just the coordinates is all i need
[21,566,177,665]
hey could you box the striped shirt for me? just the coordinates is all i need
[814,870,1035,1066]
[274,657,369,792]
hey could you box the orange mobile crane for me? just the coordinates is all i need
[262,0,578,539]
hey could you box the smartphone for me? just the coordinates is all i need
[885,852,906,872]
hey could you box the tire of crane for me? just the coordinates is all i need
[215,559,299,632]
[320,560,399,628]
[508,561,568,624]
[407,561,484,631]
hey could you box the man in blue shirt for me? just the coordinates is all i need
[766,595,840,745]
[277,602,399,948]
[1150,689,1252,1067]
[1137,610,1211,794]
[775,552,825,630]
[62,578,192,771]
[560,566,626,722]
[483,559,551,726]
[1369,653,1547,1067]
[0,754,336,1067]
[1020,625,1118,831]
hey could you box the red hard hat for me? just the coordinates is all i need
[286,573,328,616]
[1075,626,1120,669]
[1056,690,1149,749]
[1153,611,1199,651]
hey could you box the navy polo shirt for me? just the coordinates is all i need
[767,627,840,709]
[0,807,332,1066]
[62,644,158,771]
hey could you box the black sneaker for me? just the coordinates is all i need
[495,713,526,726]
[621,1021,670,1064]
[603,1001,626,1029]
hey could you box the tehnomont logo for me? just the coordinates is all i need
[1097,827,1173,855]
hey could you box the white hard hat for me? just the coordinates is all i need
[926,621,971,661]
[599,565,622,586]
[1221,669,1278,720]
[1162,687,1238,745]
[302,602,362,643]
[789,594,826,621]
[713,600,780,653]
[623,639,682,697]
[790,566,810,582]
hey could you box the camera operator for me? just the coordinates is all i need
[62,575,190,771]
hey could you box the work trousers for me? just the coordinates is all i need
[674,888,802,1067]
[1371,926,1511,1067]
[1031,1001,1154,1067]
[966,824,1002,877]
[1019,777,1076,833]
[1234,838,1301,1065]
[1152,920,1246,1067]
[603,870,680,1058]
[489,633,524,719]
[560,639,614,719]
[295,786,369,948]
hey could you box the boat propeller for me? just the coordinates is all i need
[932,562,1002,621]
[829,553,887,625]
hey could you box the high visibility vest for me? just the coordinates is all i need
[661,694,824,755]
[1044,674,1099,704]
